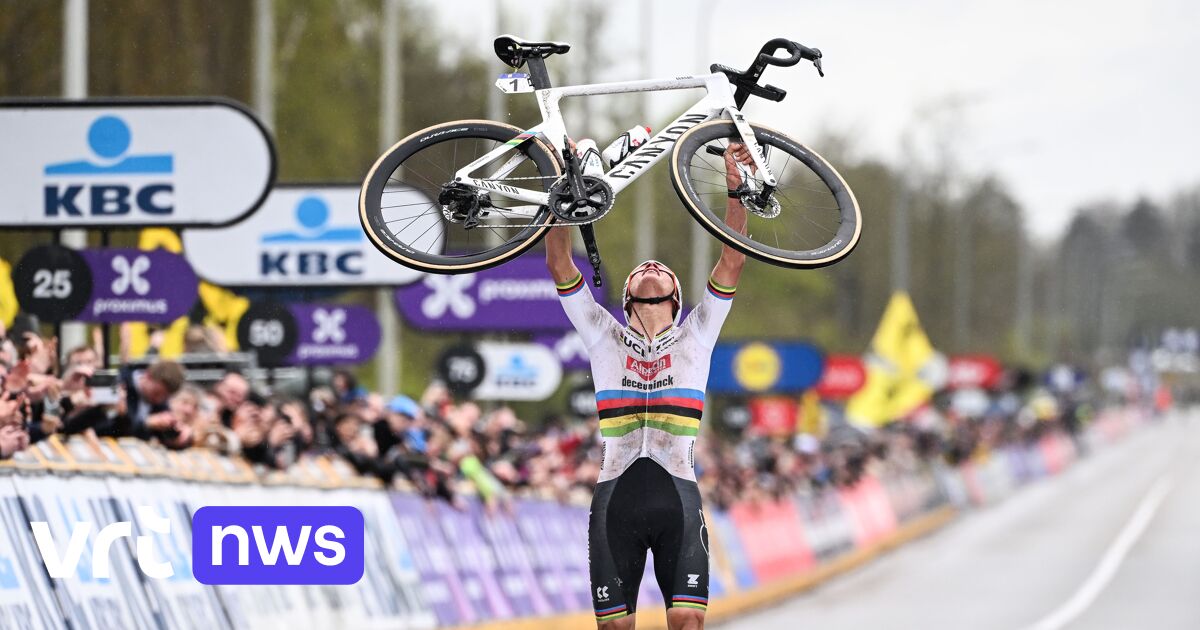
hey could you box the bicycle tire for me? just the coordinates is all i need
[670,120,861,269]
[360,119,561,274]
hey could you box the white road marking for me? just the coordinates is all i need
[1024,474,1174,630]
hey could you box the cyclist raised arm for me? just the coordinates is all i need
[545,225,581,287]
[711,142,751,291]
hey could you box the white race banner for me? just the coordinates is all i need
[183,186,425,286]
[11,475,159,630]
[0,477,60,630]
[473,341,563,401]
[0,99,274,227]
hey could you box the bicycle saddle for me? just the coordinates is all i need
[494,34,571,69]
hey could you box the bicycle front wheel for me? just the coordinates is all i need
[670,121,861,269]
[360,119,561,274]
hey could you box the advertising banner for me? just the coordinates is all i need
[183,186,424,286]
[390,492,475,626]
[0,99,274,227]
[78,248,198,323]
[793,492,856,561]
[0,478,60,630]
[534,330,591,372]
[511,499,581,613]
[709,342,824,394]
[104,478,230,629]
[472,341,564,401]
[706,509,757,590]
[395,255,607,331]
[728,499,815,583]
[815,354,867,399]
[11,475,159,630]
[947,354,1004,390]
[434,500,513,621]
[523,501,591,610]
[837,476,899,548]
[286,304,381,366]
[472,502,553,618]
[351,490,436,630]
[747,396,799,437]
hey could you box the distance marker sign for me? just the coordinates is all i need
[13,244,94,322]
[235,302,382,367]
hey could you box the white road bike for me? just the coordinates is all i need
[360,35,861,285]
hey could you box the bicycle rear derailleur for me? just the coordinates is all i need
[438,182,489,229]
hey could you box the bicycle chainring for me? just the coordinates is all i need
[548,176,614,224]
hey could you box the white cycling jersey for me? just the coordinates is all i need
[556,271,735,482]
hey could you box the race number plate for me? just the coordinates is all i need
[495,72,534,93]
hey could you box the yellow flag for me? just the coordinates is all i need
[0,258,18,328]
[846,292,943,427]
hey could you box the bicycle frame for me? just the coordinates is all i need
[453,72,777,217]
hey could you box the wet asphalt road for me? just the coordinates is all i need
[720,412,1200,630]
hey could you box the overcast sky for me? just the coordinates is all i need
[429,0,1199,240]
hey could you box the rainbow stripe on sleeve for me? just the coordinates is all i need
[707,277,736,300]
[556,273,586,297]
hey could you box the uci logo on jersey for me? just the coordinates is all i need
[43,115,174,218]
[258,196,364,278]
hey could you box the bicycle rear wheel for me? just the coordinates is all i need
[360,119,561,274]
[670,121,861,269]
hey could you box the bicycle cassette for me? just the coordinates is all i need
[548,176,614,224]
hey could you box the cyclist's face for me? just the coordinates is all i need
[628,261,675,298]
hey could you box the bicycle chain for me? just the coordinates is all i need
[464,173,609,228]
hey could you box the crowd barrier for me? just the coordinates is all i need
[0,406,1150,630]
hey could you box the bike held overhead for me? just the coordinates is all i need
[359,34,861,281]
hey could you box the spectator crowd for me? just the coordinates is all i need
[0,317,1118,511]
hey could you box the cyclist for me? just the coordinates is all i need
[546,143,752,629]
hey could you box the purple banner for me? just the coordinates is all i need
[472,502,553,617]
[435,499,514,621]
[390,493,475,626]
[709,509,757,589]
[395,255,608,331]
[527,501,592,610]
[512,499,579,613]
[79,248,197,323]
[533,331,591,372]
[285,303,381,365]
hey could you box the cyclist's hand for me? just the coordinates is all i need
[725,142,756,189]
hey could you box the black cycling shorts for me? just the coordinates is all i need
[589,457,709,623]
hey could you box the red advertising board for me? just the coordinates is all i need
[837,476,899,547]
[948,355,1003,390]
[748,397,798,437]
[728,499,815,582]
[815,355,866,399]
